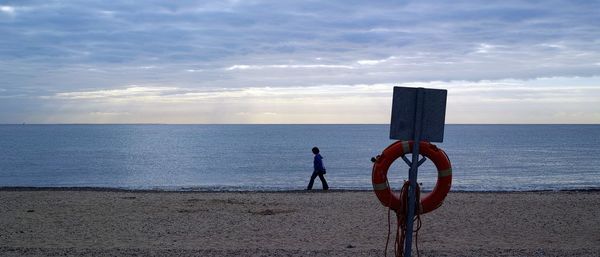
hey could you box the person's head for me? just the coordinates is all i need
[312,147,320,154]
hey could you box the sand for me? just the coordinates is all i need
[0,189,599,256]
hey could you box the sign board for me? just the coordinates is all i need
[389,87,447,142]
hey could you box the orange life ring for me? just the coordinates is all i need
[372,140,452,214]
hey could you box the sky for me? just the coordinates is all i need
[1,0,599,124]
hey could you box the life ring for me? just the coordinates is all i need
[372,140,452,214]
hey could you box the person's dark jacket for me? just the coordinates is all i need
[313,154,326,173]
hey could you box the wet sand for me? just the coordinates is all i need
[1,189,599,256]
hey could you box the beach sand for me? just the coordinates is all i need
[1,189,598,256]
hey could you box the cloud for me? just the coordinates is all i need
[0,5,15,15]
[474,43,501,54]
[225,64,354,70]
[357,56,395,65]
[47,83,390,103]
[1,1,599,123]
[50,86,180,100]
[18,76,596,124]
[89,111,130,116]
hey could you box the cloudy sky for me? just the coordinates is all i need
[1,0,599,124]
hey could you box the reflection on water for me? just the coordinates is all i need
[0,124,599,191]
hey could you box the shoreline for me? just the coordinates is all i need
[1,186,600,193]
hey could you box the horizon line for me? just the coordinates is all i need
[1,123,599,125]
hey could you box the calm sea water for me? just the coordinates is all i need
[0,124,599,191]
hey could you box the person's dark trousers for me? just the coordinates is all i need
[307,171,329,190]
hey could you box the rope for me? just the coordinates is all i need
[384,181,422,257]
[385,204,391,257]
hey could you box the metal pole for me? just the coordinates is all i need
[403,88,424,256]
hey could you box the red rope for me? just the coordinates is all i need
[384,181,422,257]
[385,204,391,257]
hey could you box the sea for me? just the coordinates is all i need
[0,124,599,192]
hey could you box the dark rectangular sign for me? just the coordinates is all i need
[390,87,447,142]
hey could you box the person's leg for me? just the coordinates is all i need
[307,172,318,190]
[318,173,329,190]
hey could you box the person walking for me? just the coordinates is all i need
[307,147,329,190]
